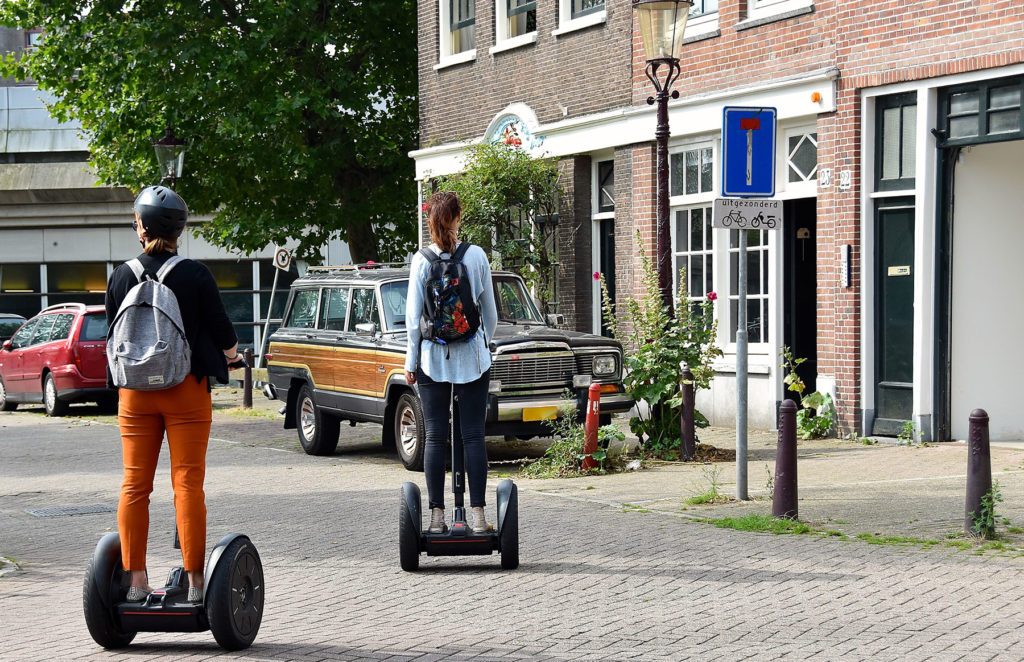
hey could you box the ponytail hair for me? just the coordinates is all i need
[425,191,460,254]
[142,236,178,255]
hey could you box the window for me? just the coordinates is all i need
[49,313,74,342]
[10,318,38,349]
[786,132,817,183]
[348,288,380,330]
[30,314,57,345]
[380,282,408,331]
[729,230,769,344]
[80,313,108,342]
[572,0,602,19]
[691,0,718,19]
[939,75,1024,146]
[287,290,319,329]
[597,160,614,213]
[318,288,350,331]
[208,260,257,346]
[875,93,916,191]
[673,206,714,305]
[494,0,536,50]
[24,29,43,51]
[746,0,813,23]
[46,262,106,306]
[670,147,713,196]
[555,0,605,35]
[0,263,42,319]
[438,0,475,64]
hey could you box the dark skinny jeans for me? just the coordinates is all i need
[417,368,490,510]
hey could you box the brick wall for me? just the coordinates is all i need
[555,154,593,331]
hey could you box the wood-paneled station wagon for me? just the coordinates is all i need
[263,264,633,470]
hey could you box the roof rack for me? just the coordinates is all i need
[40,303,87,313]
[306,261,409,273]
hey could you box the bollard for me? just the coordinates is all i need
[965,408,992,536]
[773,399,798,520]
[680,367,696,461]
[242,348,253,409]
[582,383,601,471]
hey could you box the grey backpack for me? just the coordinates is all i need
[106,256,192,390]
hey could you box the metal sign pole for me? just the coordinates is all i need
[255,267,280,370]
[736,229,748,500]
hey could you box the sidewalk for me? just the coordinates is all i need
[212,387,1024,550]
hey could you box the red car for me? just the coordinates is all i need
[0,303,114,416]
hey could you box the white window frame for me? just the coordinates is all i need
[591,154,615,334]
[492,0,538,54]
[747,0,813,22]
[668,139,717,303]
[780,124,818,197]
[685,0,719,39]
[437,0,477,70]
[553,0,606,37]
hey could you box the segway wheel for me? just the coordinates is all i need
[399,485,421,571]
[82,546,135,648]
[499,486,519,570]
[207,537,264,651]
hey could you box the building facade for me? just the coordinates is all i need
[413,0,1024,441]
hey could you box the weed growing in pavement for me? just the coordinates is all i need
[764,465,775,500]
[225,406,280,420]
[706,514,812,535]
[897,420,918,445]
[686,464,728,505]
[970,481,1004,539]
[521,400,630,478]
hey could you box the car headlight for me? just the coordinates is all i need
[592,355,616,376]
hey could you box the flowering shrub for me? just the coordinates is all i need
[601,234,722,455]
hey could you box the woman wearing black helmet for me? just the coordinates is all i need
[105,185,243,603]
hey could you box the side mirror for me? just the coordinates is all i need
[2,340,11,351]
[546,313,565,327]
[355,322,378,336]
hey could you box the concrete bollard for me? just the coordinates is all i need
[773,399,798,520]
[243,348,253,409]
[582,383,601,471]
[680,367,696,461]
[965,408,992,536]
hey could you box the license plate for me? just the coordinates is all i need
[523,406,559,422]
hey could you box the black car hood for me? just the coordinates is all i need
[490,323,622,350]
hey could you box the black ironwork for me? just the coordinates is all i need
[773,399,798,520]
[645,58,682,317]
[680,367,695,461]
[965,408,992,536]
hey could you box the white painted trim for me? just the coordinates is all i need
[685,11,719,38]
[494,0,537,46]
[860,63,1024,99]
[747,0,813,22]
[859,93,876,430]
[489,31,537,54]
[868,189,914,198]
[434,49,477,70]
[913,87,938,430]
[552,8,606,36]
[411,68,839,179]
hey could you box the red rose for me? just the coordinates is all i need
[707,291,718,301]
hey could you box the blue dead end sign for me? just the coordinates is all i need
[722,106,777,198]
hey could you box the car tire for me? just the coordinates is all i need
[43,374,69,417]
[394,391,425,472]
[296,383,339,455]
[0,377,16,411]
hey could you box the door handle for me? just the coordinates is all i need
[378,365,385,373]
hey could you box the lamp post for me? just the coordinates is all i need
[633,0,692,316]
[152,127,187,190]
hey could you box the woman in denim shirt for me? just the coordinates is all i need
[404,192,498,534]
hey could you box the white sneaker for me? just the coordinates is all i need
[469,506,491,533]
[427,508,447,533]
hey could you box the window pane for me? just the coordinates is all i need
[675,210,688,252]
[747,250,760,295]
[950,91,979,114]
[598,160,614,212]
[690,208,703,251]
[207,260,251,290]
[674,255,687,292]
[990,86,1021,109]
[287,290,319,329]
[700,148,713,192]
[685,150,698,195]
[988,109,1020,135]
[729,299,737,343]
[705,214,713,250]
[11,318,38,347]
[572,0,604,19]
[81,313,108,341]
[319,288,349,331]
[670,153,683,196]
[789,133,817,182]
[949,115,977,139]
[30,314,56,344]
[348,289,379,329]
[689,257,703,298]
[882,106,901,179]
[901,106,916,178]
[1,263,41,293]
[221,292,253,333]
[706,256,714,292]
[748,299,763,343]
[380,282,408,331]
[47,262,107,295]
[49,313,74,341]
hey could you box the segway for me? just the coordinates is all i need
[83,529,264,651]
[399,395,519,570]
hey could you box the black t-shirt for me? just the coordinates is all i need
[105,251,238,387]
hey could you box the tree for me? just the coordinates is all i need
[434,142,561,311]
[0,1,418,262]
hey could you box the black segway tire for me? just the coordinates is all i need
[399,483,421,571]
[83,552,135,648]
[207,537,264,651]
[499,486,519,570]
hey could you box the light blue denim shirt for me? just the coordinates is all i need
[404,242,498,383]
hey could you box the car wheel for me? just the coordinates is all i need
[394,392,425,472]
[43,374,68,417]
[0,378,16,412]
[296,383,339,455]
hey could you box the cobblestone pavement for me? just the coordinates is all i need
[2,393,1024,661]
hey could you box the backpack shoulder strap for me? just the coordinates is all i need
[126,258,146,283]
[155,255,186,282]
[419,248,439,264]
[452,241,471,262]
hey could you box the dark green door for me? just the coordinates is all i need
[873,202,915,435]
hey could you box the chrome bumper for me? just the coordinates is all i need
[495,391,633,423]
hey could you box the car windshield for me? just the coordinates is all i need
[493,276,545,324]
[80,313,108,341]
[380,281,408,331]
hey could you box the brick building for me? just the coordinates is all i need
[414,0,1024,441]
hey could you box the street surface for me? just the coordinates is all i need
[2,397,1024,661]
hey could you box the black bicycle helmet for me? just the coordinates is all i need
[133,185,188,238]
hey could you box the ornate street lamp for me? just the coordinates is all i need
[633,0,692,316]
[152,127,187,190]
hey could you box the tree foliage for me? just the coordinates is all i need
[0,1,418,262]
[433,142,561,311]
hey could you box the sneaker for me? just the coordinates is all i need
[427,508,447,534]
[126,586,149,602]
[469,506,491,534]
[187,586,203,604]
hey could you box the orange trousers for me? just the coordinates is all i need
[117,377,212,572]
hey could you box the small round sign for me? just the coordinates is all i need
[273,247,291,271]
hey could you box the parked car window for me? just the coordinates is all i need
[0,318,25,341]
[286,289,319,329]
[9,317,37,349]
[379,282,407,330]
[80,313,108,341]
[348,288,380,331]
[318,288,350,331]
[29,314,57,345]
[494,277,545,323]
[49,313,75,341]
